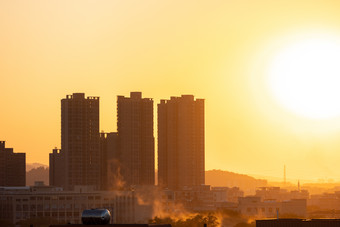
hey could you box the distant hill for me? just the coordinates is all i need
[206,169,268,195]
[26,166,49,186]
[26,163,48,171]
[25,164,267,192]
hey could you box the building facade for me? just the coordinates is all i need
[158,95,205,190]
[0,141,25,186]
[60,93,100,190]
[117,92,154,187]
[238,196,307,218]
[256,219,340,227]
[212,187,244,203]
[0,186,153,225]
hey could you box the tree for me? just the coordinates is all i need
[149,213,219,227]
[234,222,255,227]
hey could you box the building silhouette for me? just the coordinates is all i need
[100,132,120,190]
[49,148,64,187]
[158,95,205,189]
[0,141,25,186]
[256,219,340,227]
[59,93,100,190]
[117,92,154,186]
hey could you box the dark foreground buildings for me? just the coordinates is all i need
[0,141,25,186]
[0,186,153,225]
[158,95,205,190]
[256,219,340,227]
[51,224,171,227]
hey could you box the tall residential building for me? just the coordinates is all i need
[100,132,120,190]
[49,148,65,187]
[117,92,154,186]
[158,95,205,190]
[61,93,100,190]
[0,141,25,186]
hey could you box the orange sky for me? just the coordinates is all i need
[2,0,340,181]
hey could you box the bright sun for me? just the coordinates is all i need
[268,35,340,119]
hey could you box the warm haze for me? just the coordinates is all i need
[1,0,340,182]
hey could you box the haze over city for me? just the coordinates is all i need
[3,0,340,182]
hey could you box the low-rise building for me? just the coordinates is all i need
[255,187,309,202]
[159,185,244,212]
[308,192,340,210]
[0,186,153,225]
[0,141,25,186]
[238,196,306,218]
[212,187,244,203]
[257,219,340,227]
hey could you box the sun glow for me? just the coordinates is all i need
[268,35,340,119]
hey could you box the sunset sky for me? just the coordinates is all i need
[2,0,340,182]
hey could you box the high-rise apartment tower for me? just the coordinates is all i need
[99,132,120,190]
[158,95,205,189]
[117,92,154,186]
[61,93,100,190]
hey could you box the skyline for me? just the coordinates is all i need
[2,90,337,183]
[2,0,340,181]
